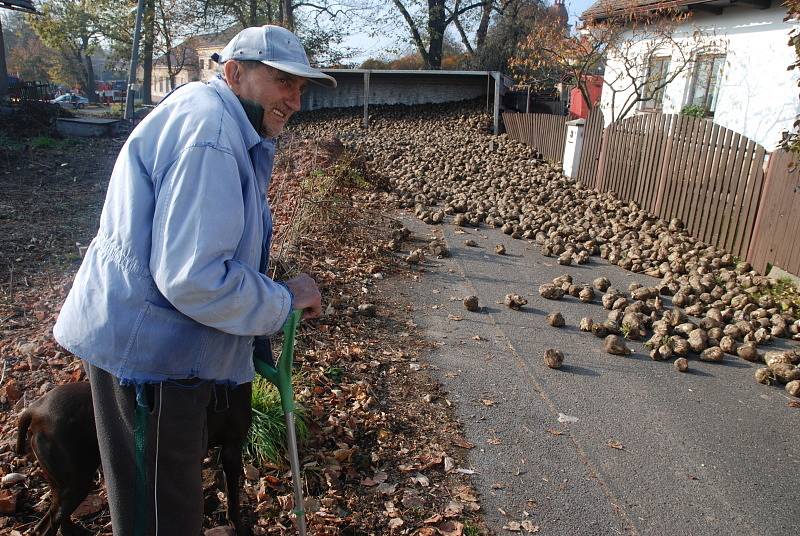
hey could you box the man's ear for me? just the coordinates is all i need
[223,61,242,93]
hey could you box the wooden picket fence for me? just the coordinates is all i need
[575,108,605,187]
[591,114,768,261]
[503,108,800,276]
[748,150,800,275]
[502,112,567,162]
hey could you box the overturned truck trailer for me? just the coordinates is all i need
[302,69,512,134]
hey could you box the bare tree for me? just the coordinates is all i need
[512,9,723,122]
[387,0,494,69]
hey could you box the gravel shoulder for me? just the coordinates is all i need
[399,213,799,536]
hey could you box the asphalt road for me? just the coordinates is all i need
[396,213,799,536]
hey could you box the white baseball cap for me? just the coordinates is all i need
[216,25,337,88]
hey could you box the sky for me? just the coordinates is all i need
[340,0,598,64]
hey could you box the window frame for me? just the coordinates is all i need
[640,55,671,111]
[687,53,726,116]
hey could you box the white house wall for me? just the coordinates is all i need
[600,5,800,149]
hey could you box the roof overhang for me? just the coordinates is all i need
[0,0,37,14]
[320,69,500,77]
[581,0,771,24]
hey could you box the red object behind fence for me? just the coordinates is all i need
[569,76,603,119]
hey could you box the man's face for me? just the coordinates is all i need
[230,63,308,137]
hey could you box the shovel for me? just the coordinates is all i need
[253,309,307,536]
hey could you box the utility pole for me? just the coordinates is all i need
[124,0,147,120]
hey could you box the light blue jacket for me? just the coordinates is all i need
[53,77,292,385]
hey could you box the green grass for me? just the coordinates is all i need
[754,276,800,317]
[324,366,344,383]
[30,135,57,149]
[247,375,309,466]
[0,131,25,151]
[463,521,481,536]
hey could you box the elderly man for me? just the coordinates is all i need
[53,26,334,535]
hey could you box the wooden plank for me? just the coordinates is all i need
[722,137,755,253]
[666,115,692,220]
[675,116,700,228]
[675,117,704,231]
[770,155,798,268]
[653,115,675,215]
[684,119,714,237]
[735,146,766,259]
[615,118,634,200]
[635,114,656,209]
[602,121,619,193]
[579,108,601,185]
[714,133,747,251]
[667,115,692,221]
[695,124,722,244]
[708,129,738,247]
[641,113,666,212]
[751,151,790,272]
[746,153,778,272]
[786,161,800,273]
[616,119,633,197]
[596,125,610,191]
[705,127,733,245]
[629,114,650,205]
[713,131,745,250]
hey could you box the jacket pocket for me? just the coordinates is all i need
[123,300,209,377]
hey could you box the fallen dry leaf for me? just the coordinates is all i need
[521,520,540,533]
[546,428,565,436]
[361,471,388,487]
[438,520,465,536]
[451,436,475,449]
[423,513,443,524]
[376,483,397,495]
[411,473,430,487]
[487,437,502,445]
[448,314,464,321]
[503,520,522,532]
[607,439,625,450]
[443,500,464,517]
[481,398,495,406]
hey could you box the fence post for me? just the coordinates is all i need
[653,116,675,215]
[746,150,778,272]
[595,125,610,191]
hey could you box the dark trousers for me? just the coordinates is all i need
[86,363,215,536]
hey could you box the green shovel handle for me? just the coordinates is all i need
[254,309,302,414]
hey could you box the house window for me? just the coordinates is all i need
[688,54,725,114]
[641,56,671,111]
[199,59,204,70]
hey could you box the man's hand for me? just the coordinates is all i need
[284,273,322,319]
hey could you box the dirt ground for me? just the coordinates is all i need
[0,125,487,535]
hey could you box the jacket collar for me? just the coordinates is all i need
[208,76,270,151]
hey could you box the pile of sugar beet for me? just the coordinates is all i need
[287,100,800,398]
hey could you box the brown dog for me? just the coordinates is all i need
[17,380,252,536]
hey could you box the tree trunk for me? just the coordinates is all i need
[266,0,273,23]
[0,17,8,103]
[281,0,294,30]
[392,0,430,66]
[475,0,492,51]
[249,0,257,25]
[84,54,97,102]
[426,0,446,69]
[451,0,474,55]
[142,0,156,104]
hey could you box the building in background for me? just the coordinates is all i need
[582,0,800,149]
